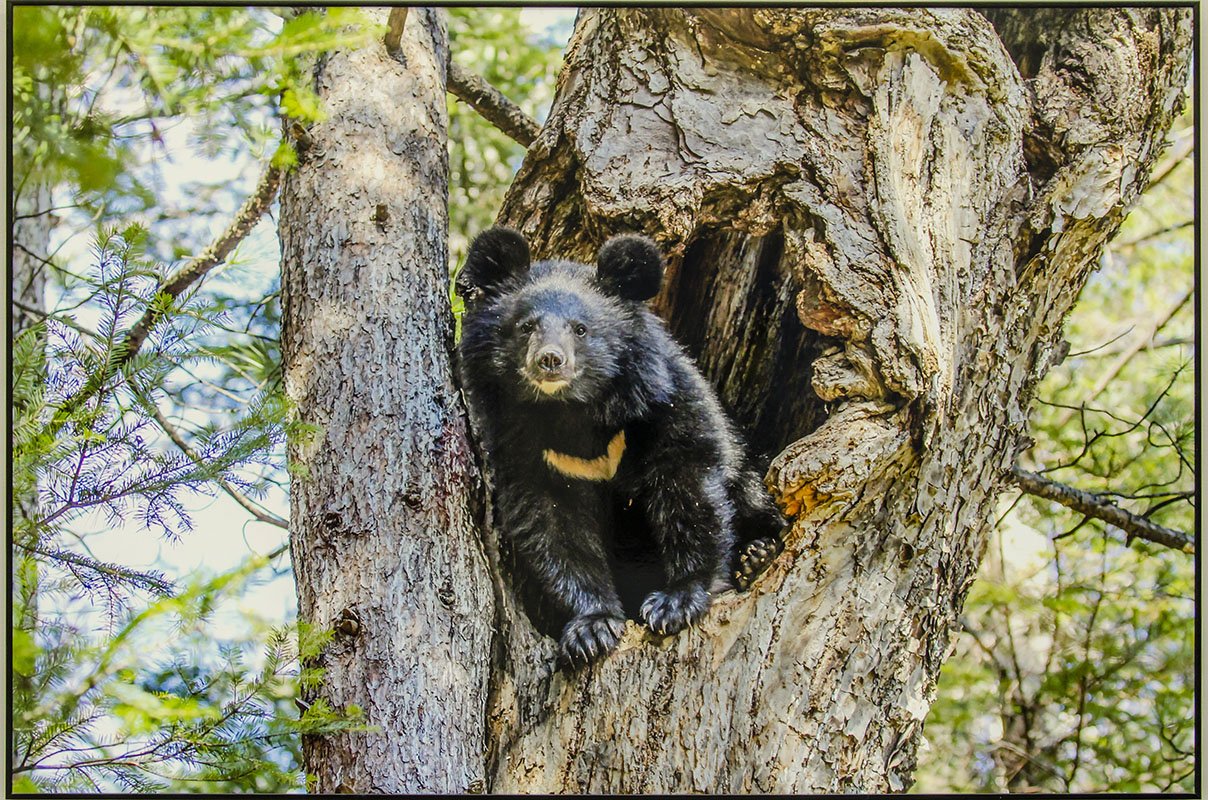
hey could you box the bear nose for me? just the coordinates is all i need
[538,349,564,373]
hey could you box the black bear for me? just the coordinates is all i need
[457,227,784,664]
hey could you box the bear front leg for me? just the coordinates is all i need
[639,469,733,635]
[499,486,626,664]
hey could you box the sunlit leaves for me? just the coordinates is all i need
[11,561,366,793]
[11,6,377,263]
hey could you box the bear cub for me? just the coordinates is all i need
[457,227,784,665]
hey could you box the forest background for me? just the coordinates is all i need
[7,6,1196,793]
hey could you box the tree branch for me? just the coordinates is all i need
[1009,467,1194,554]
[52,161,282,427]
[1143,128,1193,192]
[384,8,408,58]
[447,61,541,147]
[1054,288,1192,427]
[384,10,539,147]
[146,400,289,530]
[124,162,283,360]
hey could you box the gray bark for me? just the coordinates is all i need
[281,7,1191,793]
[277,8,492,793]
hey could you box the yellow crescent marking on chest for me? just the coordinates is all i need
[543,431,627,481]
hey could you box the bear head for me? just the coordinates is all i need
[459,227,665,404]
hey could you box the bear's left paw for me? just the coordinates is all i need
[641,583,710,635]
[560,613,626,666]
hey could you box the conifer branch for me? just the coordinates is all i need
[51,161,282,430]
[147,401,289,530]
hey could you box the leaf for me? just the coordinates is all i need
[12,628,40,677]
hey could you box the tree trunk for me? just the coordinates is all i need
[10,183,51,340]
[277,9,492,793]
[282,7,1191,794]
[485,8,1191,792]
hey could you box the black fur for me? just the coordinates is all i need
[457,227,784,665]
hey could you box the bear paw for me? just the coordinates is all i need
[734,536,784,590]
[560,613,625,665]
[641,583,710,635]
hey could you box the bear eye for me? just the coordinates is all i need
[573,323,588,337]
[519,320,536,334]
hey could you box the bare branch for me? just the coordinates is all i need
[1054,288,1192,427]
[1143,127,1194,192]
[1117,218,1193,248]
[384,8,408,58]
[1009,466,1194,554]
[124,162,283,361]
[447,61,541,147]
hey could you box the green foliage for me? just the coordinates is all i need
[9,9,382,791]
[15,231,287,545]
[915,103,1195,793]
[7,230,356,791]
[11,6,377,262]
[11,562,366,793]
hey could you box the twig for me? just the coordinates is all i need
[384,8,408,58]
[1054,288,1192,427]
[447,61,541,147]
[1144,129,1194,193]
[146,401,288,530]
[1009,467,1194,554]
[1116,219,1193,249]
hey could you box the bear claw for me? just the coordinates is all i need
[560,613,625,665]
[641,583,710,635]
[734,536,784,590]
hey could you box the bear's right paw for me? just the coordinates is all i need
[734,536,784,590]
[560,613,625,665]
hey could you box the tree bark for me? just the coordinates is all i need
[484,8,1191,792]
[10,183,51,340]
[277,9,492,793]
[281,7,1191,794]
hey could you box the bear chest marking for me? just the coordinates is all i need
[543,430,626,482]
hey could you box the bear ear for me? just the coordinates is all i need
[458,227,531,297]
[595,234,664,302]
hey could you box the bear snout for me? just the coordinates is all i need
[538,348,565,374]
[524,337,577,395]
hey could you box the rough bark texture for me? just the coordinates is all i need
[481,8,1191,792]
[277,9,492,793]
